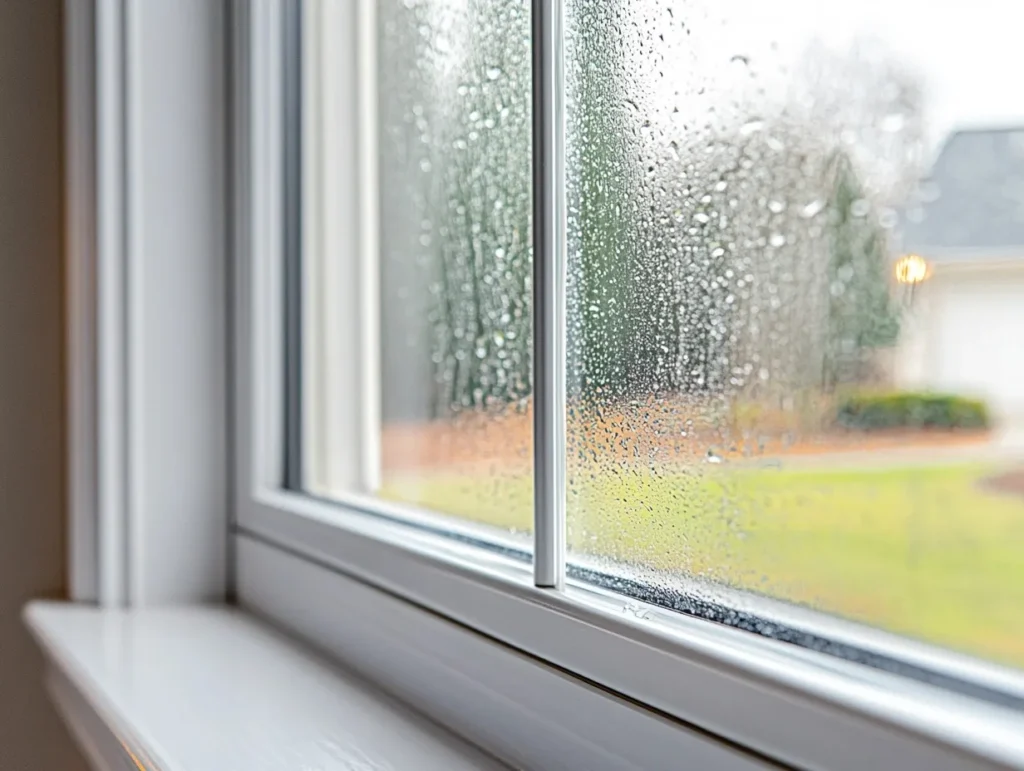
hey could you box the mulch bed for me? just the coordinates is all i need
[381,403,992,475]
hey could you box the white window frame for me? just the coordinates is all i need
[64,0,1024,769]
[232,1,1024,769]
[66,0,228,607]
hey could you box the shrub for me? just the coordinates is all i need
[836,392,990,431]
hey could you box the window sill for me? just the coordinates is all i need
[23,601,504,771]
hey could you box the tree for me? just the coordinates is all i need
[380,3,925,419]
[823,152,903,391]
[791,39,924,391]
[565,0,639,402]
[379,0,533,419]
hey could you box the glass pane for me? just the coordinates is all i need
[564,0,1024,669]
[376,0,533,536]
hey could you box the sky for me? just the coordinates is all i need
[686,0,1024,148]
[424,0,1024,179]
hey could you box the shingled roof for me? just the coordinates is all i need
[901,128,1024,256]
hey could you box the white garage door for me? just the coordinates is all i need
[932,271,1024,421]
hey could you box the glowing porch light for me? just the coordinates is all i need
[895,253,929,285]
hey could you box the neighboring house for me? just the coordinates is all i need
[894,127,1024,424]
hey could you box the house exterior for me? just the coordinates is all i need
[893,128,1024,424]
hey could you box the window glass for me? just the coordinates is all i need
[375,0,533,536]
[304,0,1024,673]
[563,0,1024,668]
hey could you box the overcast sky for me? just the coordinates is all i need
[435,0,1024,160]
[695,0,1024,146]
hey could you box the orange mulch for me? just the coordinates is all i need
[381,400,991,475]
[382,410,533,475]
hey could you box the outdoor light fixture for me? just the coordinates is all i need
[894,253,929,285]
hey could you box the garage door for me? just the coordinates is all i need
[932,271,1024,421]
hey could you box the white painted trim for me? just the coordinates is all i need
[232,1,1024,768]
[45,667,161,771]
[64,0,99,603]
[25,602,503,771]
[122,0,228,603]
[240,0,287,499]
[65,0,230,606]
[356,0,382,494]
[298,0,381,498]
[530,0,568,589]
[238,537,771,771]
[301,0,324,491]
[237,494,1024,771]
[95,0,129,607]
[302,0,373,496]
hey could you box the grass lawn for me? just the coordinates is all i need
[382,462,1024,669]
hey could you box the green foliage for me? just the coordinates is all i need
[379,0,533,416]
[428,2,533,414]
[836,392,990,430]
[566,0,636,400]
[387,2,917,412]
[823,153,903,389]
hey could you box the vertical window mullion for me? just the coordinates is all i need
[531,0,567,589]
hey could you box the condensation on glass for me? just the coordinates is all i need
[563,0,1024,668]
[376,0,534,536]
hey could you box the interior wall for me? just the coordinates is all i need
[0,1,89,768]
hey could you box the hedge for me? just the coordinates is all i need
[836,392,990,431]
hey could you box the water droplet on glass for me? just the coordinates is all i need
[800,199,825,219]
[881,113,905,133]
[739,119,764,136]
[850,199,870,217]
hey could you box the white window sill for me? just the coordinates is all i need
[23,601,505,771]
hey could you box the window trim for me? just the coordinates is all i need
[238,489,1024,771]
[65,0,229,606]
[238,534,775,771]
[230,1,1024,769]
[65,0,100,603]
[56,0,1024,766]
[299,0,380,496]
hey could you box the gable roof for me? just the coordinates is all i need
[901,127,1024,257]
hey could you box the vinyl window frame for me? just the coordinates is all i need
[64,0,1024,769]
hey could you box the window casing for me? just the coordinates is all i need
[230,1,1024,769]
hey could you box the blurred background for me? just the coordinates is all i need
[368,0,1024,668]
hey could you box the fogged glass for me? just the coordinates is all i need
[377,0,533,535]
[564,0,1024,667]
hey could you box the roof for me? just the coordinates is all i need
[901,128,1024,257]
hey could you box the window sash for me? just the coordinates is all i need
[231,2,1024,768]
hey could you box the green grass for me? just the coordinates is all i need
[382,462,1024,668]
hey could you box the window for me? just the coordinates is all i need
[299,0,1024,668]
[559,0,1024,670]
[237,0,1024,767]
[302,0,536,544]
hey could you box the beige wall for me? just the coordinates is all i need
[0,1,88,768]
